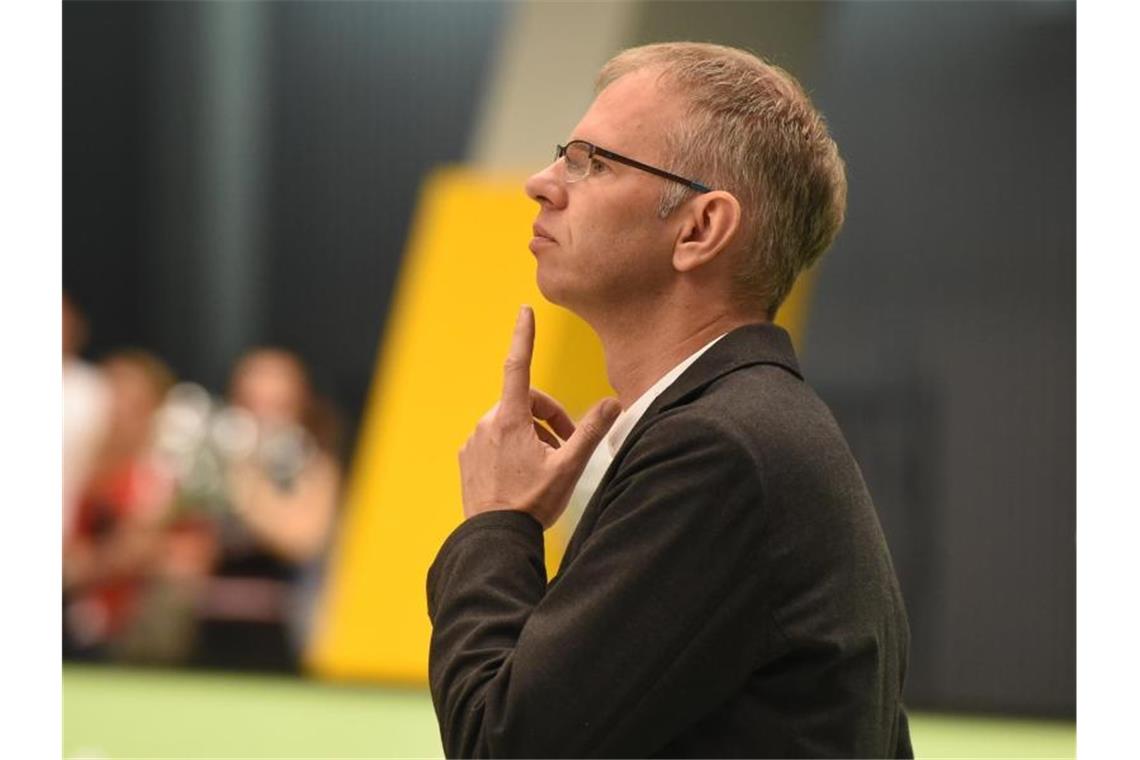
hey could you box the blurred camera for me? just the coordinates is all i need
[152,382,316,516]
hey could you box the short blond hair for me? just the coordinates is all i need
[597,42,847,318]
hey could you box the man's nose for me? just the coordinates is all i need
[524,160,567,209]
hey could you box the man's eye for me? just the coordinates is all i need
[591,159,607,173]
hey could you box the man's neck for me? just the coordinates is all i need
[592,306,766,409]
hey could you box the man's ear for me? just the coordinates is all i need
[672,190,743,273]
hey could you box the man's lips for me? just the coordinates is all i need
[532,223,556,243]
[530,223,557,255]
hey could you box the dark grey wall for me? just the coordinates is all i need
[804,1,1076,716]
[65,0,505,454]
[64,1,147,349]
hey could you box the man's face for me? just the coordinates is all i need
[524,69,687,316]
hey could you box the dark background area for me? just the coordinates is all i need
[806,1,1075,716]
[64,0,1074,717]
[64,0,505,455]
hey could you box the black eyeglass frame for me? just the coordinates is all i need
[555,140,712,194]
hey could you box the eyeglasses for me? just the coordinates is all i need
[555,140,712,193]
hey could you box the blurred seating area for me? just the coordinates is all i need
[62,293,344,674]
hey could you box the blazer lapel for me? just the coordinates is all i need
[555,322,803,576]
[644,322,802,418]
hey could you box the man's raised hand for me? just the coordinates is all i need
[459,306,622,529]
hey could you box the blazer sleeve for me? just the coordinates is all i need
[426,412,775,758]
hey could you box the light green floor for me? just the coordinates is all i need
[63,665,1075,759]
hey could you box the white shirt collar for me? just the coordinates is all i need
[604,333,728,458]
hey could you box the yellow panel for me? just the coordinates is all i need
[306,168,609,683]
[306,167,816,684]
[775,266,815,350]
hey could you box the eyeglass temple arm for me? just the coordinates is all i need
[592,146,712,193]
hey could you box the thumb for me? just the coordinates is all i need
[559,398,622,468]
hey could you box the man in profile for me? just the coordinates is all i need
[427,42,912,758]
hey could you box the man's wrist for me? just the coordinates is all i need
[434,509,544,567]
[461,507,543,534]
[465,502,546,528]
[428,509,547,620]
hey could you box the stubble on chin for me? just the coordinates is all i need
[533,260,563,306]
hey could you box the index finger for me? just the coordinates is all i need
[500,305,535,414]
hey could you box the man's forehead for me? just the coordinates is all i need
[570,69,680,154]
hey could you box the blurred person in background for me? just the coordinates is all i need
[186,348,343,673]
[63,349,177,660]
[62,292,110,537]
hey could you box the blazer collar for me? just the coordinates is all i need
[617,321,803,451]
[558,323,802,571]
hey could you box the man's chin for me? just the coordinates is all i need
[534,277,582,318]
[535,268,565,307]
[535,265,607,323]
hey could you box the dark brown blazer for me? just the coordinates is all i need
[427,322,913,758]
